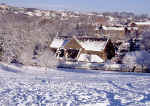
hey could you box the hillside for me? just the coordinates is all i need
[0,4,150,70]
[0,63,150,105]
[0,4,99,66]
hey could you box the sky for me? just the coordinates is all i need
[0,0,150,15]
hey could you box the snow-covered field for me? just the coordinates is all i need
[0,63,150,106]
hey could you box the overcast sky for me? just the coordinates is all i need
[0,0,150,15]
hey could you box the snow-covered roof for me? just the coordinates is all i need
[107,16,115,22]
[96,14,104,17]
[50,36,109,52]
[135,21,150,26]
[127,27,138,30]
[103,26,138,31]
[95,26,99,31]
[76,37,108,51]
[50,36,71,49]
[78,53,104,63]
[103,26,124,31]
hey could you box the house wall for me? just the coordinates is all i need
[137,25,150,31]
[104,40,115,60]
[104,30,125,36]
[66,38,113,62]
[50,48,57,53]
[64,38,108,62]
[64,38,82,49]
[64,38,83,60]
[130,22,150,32]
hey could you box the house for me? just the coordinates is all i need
[0,4,10,10]
[129,21,150,31]
[50,36,72,52]
[95,25,125,36]
[94,17,109,26]
[96,25,139,36]
[50,36,115,63]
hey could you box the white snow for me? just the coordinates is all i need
[24,12,34,16]
[103,26,138,31]
[103,26,124,31]
[0,62,150,105]
[127,27,138,30]
[135,21,150,26]
[123,50,150,67]
[107,16,115,22]
[105,63,122,70]
[91,55,104,63]
[81,102,109,106]
[79,40,107,51]
[50,36,108,52]
[50,38,69,48]
[95,26,99,31]
[78,54,104,63]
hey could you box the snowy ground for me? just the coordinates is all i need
[0,63,150,106]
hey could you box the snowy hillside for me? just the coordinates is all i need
[0,63,150,106]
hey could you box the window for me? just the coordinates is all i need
[66,49,79,59]
[56,48,64,57]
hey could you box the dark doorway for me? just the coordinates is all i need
[66,49,79,59]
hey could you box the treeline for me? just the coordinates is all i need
[0,12,56,67]
[0,12,95,67]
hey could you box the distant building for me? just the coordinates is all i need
[129,21,150,31]
[0,4,9,10]
[95,25,138,36]
[50,36,115,63]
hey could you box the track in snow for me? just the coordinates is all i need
[0,63,150,106]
